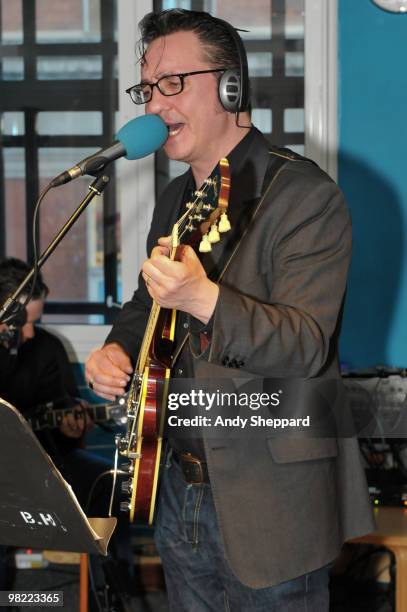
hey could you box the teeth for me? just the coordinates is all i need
[168,125,182,136]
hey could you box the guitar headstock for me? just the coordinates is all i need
[172,157,231,252]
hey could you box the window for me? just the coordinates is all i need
[0,0,336,360]
[156,0,305,190]
[0,0,119,324]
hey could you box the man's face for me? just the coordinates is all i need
[20,297,44,343]
[142,30,230,178]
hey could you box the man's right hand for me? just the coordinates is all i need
[85,342,133,400]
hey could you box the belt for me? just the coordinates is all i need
[173,452,210,484]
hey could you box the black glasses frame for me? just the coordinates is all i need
[125,68,228,105]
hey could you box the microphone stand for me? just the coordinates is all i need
[0,172,110,323]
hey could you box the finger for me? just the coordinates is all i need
[66,413,80,429]
[61,426,82,439]
[90,382,126,400]
[71,413,86,434]
[86,354,131,387]
[143,257,181,283]
[85,359,126,383]
[177,244,197,263]
[105,345,133,375]
[158,235,172,250]
[88,369,129,390]
[151,245,170,259]
[142,261,160,288]
[142,272,152,287]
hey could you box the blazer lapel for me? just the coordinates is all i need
[200,129,271,281]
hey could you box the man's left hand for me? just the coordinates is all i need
[59,400,93,439]
[141,236,219,324]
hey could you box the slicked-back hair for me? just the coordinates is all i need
[138,9,244,73]
[0,258,49,304]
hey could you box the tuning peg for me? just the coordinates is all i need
[219,212,231,233]
[120,462,134,475]
[194,190,205,197]
[120,502,130,513]
[193,214,205,222]
[208,223,220,243]
[185,201,194,209]
[115,435,129,453]
[199,234,212,253]
[121,480,132,494]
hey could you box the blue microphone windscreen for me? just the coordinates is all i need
[116,114,168,160]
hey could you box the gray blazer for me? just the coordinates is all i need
[107,128,374,589]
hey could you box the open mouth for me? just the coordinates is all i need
[167,123,184,137]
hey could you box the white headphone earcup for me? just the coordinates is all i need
[218,69,242,112]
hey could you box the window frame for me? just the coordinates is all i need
[36,0,338,362]
[0,0,120,327]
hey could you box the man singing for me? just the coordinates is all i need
[85,9,373,611]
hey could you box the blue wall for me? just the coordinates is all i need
[338,0,407,368]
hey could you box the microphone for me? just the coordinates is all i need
[50,114,168,187]
[0,306,26,354]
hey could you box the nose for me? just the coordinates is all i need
[146,86,170,116]
[21,322,35,342]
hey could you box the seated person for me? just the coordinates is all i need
[0,258,131,585]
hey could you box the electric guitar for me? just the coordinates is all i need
[27,396,127,431]
[119,158,231,524]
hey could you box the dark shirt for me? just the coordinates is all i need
[168,175,206,459]
[169,128,261,459]
[0,326,80,456]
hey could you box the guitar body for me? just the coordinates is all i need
[129,361,169,524]
[121,158,231,524]
[128,309,176,524]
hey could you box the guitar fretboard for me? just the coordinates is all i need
[27,400,123,431]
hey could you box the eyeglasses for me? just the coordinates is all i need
[125,68,227,105]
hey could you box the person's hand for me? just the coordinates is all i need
[59,401,92,439]
[142,236,219,324]
[85,342,132,401]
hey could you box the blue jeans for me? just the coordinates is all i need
[154,453,330,612]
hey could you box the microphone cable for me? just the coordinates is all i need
[0,182,52,326]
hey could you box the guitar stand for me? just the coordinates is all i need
[0,397,117,611]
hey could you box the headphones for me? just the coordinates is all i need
[213,17,250,114]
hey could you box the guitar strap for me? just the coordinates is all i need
[172,146,316,363]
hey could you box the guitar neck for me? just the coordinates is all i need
[28,401,112,431]
[136,244,179,374]
[136,301,161,374]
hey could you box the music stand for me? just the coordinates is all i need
[0,396,116,552]
[0,397,119,611]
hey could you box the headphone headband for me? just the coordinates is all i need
[212,16,249,113]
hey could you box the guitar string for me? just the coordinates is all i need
[118,160,230,520]
[128,178,214,419]
[124,177,217,457]
[134,177,215,376]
